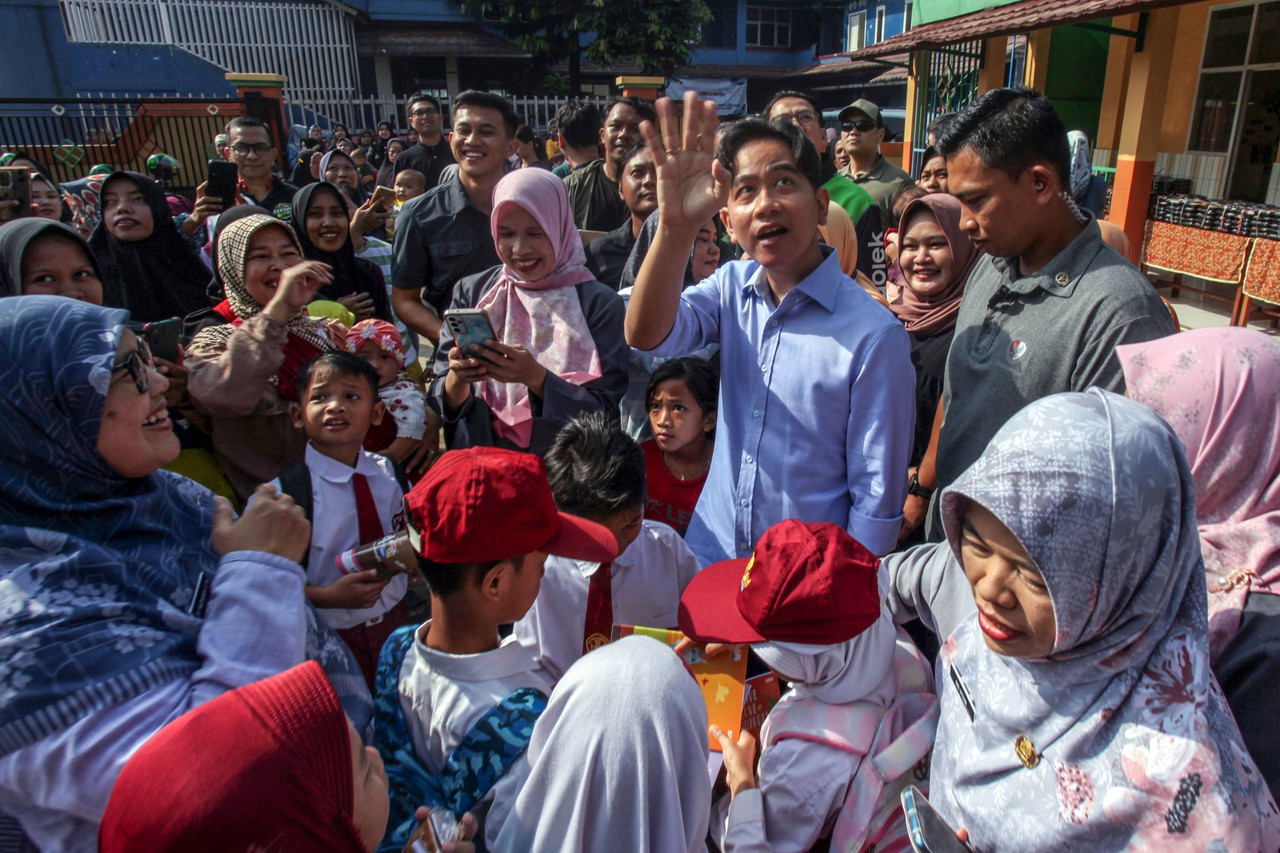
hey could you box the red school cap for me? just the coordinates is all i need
[403,447,618,565]
[678,519,881,644]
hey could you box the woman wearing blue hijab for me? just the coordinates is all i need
[0,296,371,850]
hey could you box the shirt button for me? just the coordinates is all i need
[745,455,752,464]
[753,410,760,418]
[769,319,779,327]
[741,542,750,550]
[740,499,748,507]
[1055,272,1070,286]
[761,365,768,373]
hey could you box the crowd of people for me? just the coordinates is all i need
[0,79,1277,853]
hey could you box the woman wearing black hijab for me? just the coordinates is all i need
[88,172,211,323]
[289,182,390,322]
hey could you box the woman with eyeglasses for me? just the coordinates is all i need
[0,295,373,850]
[89,171,211,324]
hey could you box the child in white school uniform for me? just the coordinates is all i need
[373,446,619,851]
[680,520,938,853]
[267,351,410,691]
[513,412,703,682]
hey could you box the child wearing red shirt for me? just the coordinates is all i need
[639,357,718,536]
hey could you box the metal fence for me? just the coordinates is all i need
[290,93,614,137]
[909,38,983,175]
[0,96,269,199]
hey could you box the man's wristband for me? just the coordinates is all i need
[908,472,934,501]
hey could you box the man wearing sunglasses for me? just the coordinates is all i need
[837,98,914,226]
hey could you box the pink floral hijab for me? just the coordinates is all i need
[476,169,601,447]
[1118,327,1280,660]
[930,390,1280,851]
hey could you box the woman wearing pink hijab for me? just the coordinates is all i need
[1118,327,1280,799]
[430,168,629,454]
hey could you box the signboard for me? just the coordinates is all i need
[665,77,749,116]
[915,0,1022,25]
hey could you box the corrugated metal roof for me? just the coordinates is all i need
[355,24,529,58]
[844,0,1179,58]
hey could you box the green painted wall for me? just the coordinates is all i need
[915,0,1021,26]
[1044,25,1110,141]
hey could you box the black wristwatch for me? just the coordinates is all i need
[908,472,934,501]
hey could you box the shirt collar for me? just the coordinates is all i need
[990,213,1104,299]
[304,443,382,484]
[443,172,484,215]
[412,622,540,680]
[740,244,842,313]
[852,153,886,182]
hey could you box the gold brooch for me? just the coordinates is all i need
[1015,735,1040,769]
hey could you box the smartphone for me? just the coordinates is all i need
[142,317,182,363]
[0,167,31,222]
[901,785,972,853]
[205,159,239,207]
[402,807,457,853]
[371,184,396,212]
[443,308,498,355]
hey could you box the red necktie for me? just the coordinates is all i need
[582,562,613,655]
[352,472,385,545]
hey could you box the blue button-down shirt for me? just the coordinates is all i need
[644,247,915,565]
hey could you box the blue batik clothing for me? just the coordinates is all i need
[396,621,556,848]
[640,246,915,564]
[374,628,546,851]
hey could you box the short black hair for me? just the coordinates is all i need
[453,90,519,138]
[618,138,649,172]
[416,556,503,598]
[225,115,273,146]
[556,99,603,148]
[296,350,379,398]
[716,118,821,191]
[646,357,719,439]
[936,87,1071,188]
[605,96,656,125]
[406,92,443,122]
[544,412,645,520]
[762,89,821,120]
[514,125,537,145]
[926,112,957,144]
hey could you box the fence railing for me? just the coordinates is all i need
[288,94,614,137]
[0,95,271,199]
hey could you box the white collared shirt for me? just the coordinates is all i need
[268,444,408,630]
[398,622,556,847]
[513,520,702,682]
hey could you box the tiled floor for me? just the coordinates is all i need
[1160,283,1280,335]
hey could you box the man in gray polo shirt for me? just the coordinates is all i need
[901,87,1174,541]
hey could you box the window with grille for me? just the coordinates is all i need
[746,6,792,49]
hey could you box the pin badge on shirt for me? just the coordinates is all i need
[949,663,975,722]
[1009,339,1028,360]
[1015,734,1040,769]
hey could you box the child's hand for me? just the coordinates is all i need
[308,570,390,610]
[711,725,757,797]
[212,487,310,562]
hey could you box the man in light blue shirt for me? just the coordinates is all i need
[626,95,914,564]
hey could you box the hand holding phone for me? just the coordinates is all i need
[443,309,497,356]
[142,318,182,363]
[371,185,396,213]
[901,786,973,853]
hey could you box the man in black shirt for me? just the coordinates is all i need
[394,93,456,190]
[584,140,656,290]
[391,90,518,344]
[225,116,297,220]
[565,97,655,232]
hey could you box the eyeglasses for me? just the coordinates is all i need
[410,108,440,118]
[231,142,273,157]
[778,110,819,127]
[110,338,155,394]
[842,119,878,133]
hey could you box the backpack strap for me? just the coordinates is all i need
[372,626,546,851]
[274,461,313,570]
[389,459,411,495]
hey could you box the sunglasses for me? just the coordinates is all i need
[842,120,878,133]
[110,337,155,395]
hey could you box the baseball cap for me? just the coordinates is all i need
[838,98,883,127]
[403,447,618,565]
[678,520,881,644]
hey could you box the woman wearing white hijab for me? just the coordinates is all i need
[491,635,710,852]
[900,389,1280,850]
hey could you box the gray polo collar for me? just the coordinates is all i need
[991,214,1104,299]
